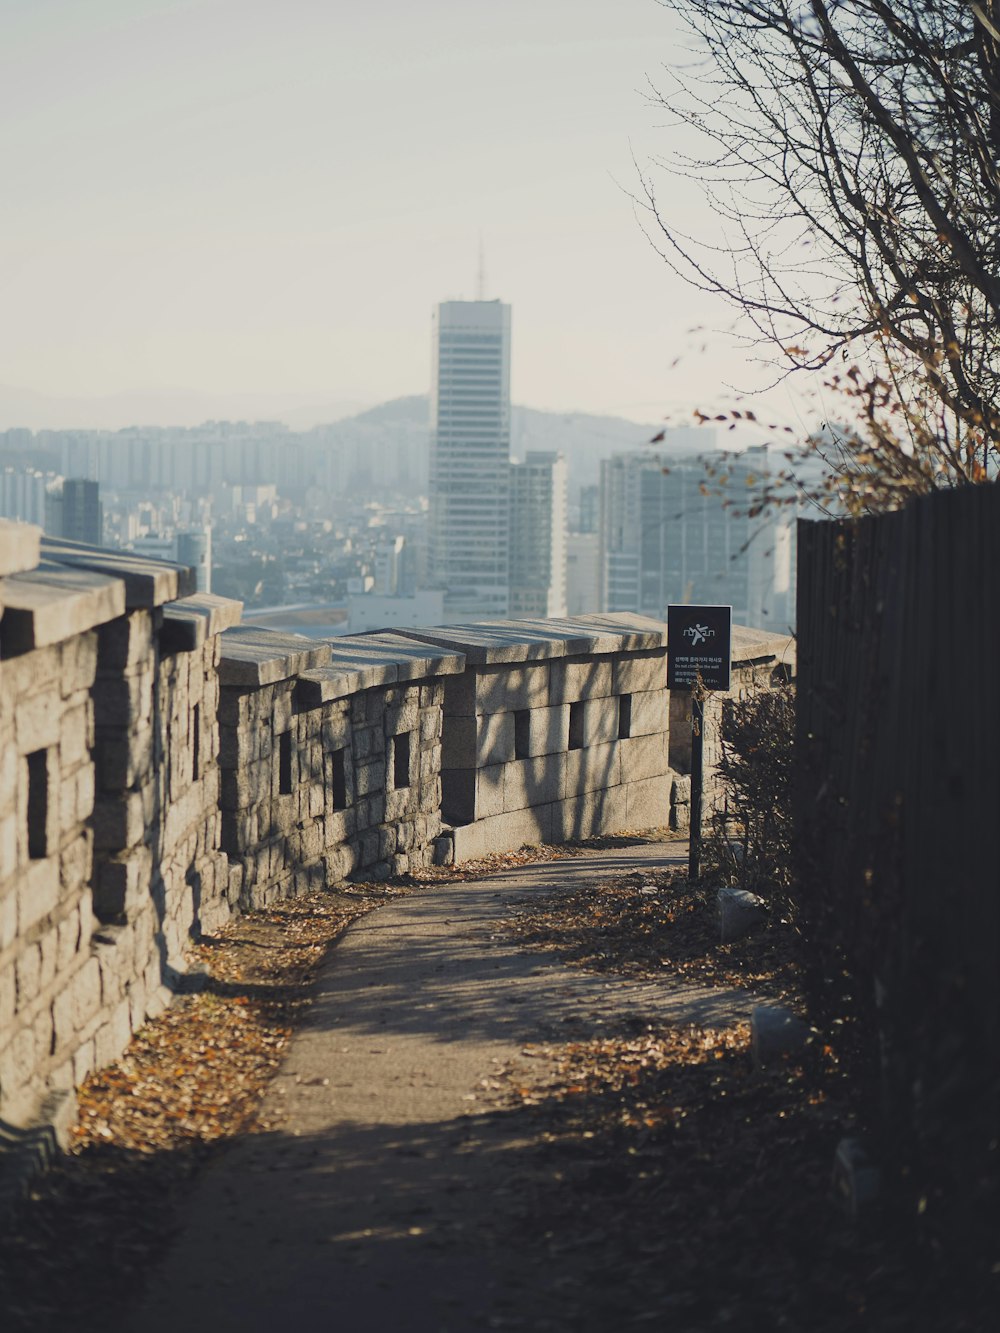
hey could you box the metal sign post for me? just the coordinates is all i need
[667,605,732,882]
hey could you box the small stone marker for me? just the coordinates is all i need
[751,1004,812,1070]
[717,886,767,942]
[831,1136,882,1220]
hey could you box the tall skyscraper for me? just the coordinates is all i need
[509,451,567,617]
[428,299,511,620]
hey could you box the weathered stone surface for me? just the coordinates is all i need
[831,1137,882,1220]
[218,627,330,687]
[618,732,670,784]
[40,537,192,608]
[503,754,566,812]
[0,519,40,579]
[624,775,671,829]
[626,688,671,738]
[564,744,620,799]
[441,712,515,769]
[718,887,767,943]
[548,657,613,706]
[751,1004,812,1069]
[0,564,124,655]
[612,650,667,696]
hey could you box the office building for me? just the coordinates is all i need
[428,299,511,620]
[509,451,567,617]
[598,448,795,628]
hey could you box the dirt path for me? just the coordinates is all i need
[128,843,753,1333]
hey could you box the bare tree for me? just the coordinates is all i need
[644,1,1000,507]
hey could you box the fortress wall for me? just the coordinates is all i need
[1,520,792,1183]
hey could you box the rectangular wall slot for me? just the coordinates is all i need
[393,732,412,788]
[278,730,293,795]
[331,749,347,809]
[514,710,531,760]
[618,694,632,740]
[568,701,585,751]
[192,703,201,782]
[27,749,48,860]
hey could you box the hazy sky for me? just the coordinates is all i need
[0,0,780,426]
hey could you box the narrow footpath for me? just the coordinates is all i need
[130,843,752,1333]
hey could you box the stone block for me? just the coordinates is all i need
[441,712,515,769]
[718,887,767,943]
[60,632,99,696]
[0,740,18,811]
[59,701,92,769]
[419,775,441,815]
[564,743,620,798]
[420,707,442,744]
[218,687,254,729]
[751,1005,812,1070]
[476,764,506,819]
[0,963,16,1029]
[92,787,150,852]
[503,754,566,812]
[355,759,386,798]
[0,1026,36,1100]
[580,694,620,747]
[92,669,153,729]
[98,612,153,671]
[56,908,82,971]
[60,762,95,834]
[322,713,351,751]
[15,690,62,752]
[451,805,552,862]
[625,775,671,830]
[385,787,416,823]
[365,691,385,725]
[549,657,613,706]
[0,813,18,886]
[97,729,153,792]
[552,784,628,842]
[385,696,419,737]
[618,732,670,784]
[476,663,550,715]
[15,943,42,1012]
[612,651,667,696]
[627,689,671,738]
[515,704,569,759]
[16,858,60,933]
[831,1137,882,1221]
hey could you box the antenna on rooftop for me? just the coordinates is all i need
[476,234,486,301]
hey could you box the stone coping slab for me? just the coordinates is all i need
[0,559,125,655]
[296,634,463,706]
[39,537,195,608]
[404,612,668,665]
[219,625,331,687]
[730,625,796,669]
[0,519,41,579]
[161,594,244,653]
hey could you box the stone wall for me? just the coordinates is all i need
[0,519,793,1184]
[407,618,673,861]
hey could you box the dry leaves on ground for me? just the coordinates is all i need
[498,866,803,1006]
[0,881,410,1332]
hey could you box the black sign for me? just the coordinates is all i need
[667,604,732,691]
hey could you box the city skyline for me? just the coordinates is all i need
[0,1,815,436]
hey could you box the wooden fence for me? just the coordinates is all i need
[796,484,1000,1242]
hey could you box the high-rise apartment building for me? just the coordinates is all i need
[599,448,795,628]
[509,451,567,618]
[428,299,511,620]
[45,477,103,546]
